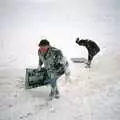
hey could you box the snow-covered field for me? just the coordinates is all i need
[0,0,120,120]
[0,54,120,120]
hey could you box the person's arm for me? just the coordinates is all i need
[53,50,66,75]
[54,50,63,68]
[54,50,71,80]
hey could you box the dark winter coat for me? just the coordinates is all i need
[76,39,100,56]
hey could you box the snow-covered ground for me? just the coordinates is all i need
[0,0,120,120]
[0,54,120,120]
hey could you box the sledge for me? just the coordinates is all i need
[71,57,88,63]
[25,68,49,89]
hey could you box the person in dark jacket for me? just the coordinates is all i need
[38,39,70,99]
[76,37,100,68]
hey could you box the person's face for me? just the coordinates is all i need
[39,45,49,55]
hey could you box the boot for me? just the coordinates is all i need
[49,89,55,100]
[85,61,91,68]
[54,89,60,99]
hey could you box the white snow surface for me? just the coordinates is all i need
[0,0,120,120]
[0,54,120,120]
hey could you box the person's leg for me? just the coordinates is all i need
[49,79,60,99]
[87,49,100,68]
[54,86,60,99]
[86,53,94,68]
